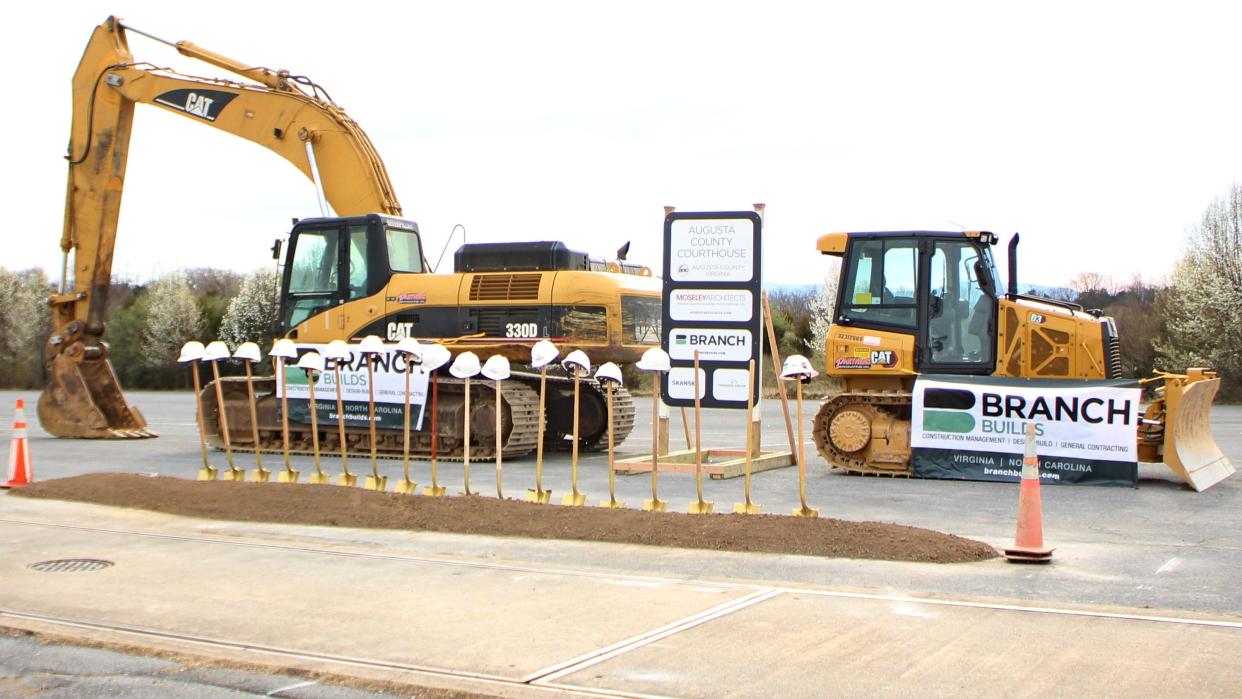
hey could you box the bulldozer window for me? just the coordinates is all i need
[838,239,917,329]
[928,240,995,366]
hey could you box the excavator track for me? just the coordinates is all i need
[200,371,636,462]
[811,390,914,476]
[529,371,637,453]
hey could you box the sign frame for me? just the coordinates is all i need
[660,211,763,409]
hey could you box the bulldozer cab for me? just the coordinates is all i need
[280,214,425,331]
[835,231,1001,374]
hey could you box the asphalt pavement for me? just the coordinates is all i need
[1,389,1240,697]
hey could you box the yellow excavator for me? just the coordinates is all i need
[811,230,1234,491]
[40,16,661,457]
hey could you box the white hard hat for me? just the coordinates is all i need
[449,351,481,378]
[232,341,262,363]
[269,338,298,359]
[481,355,511,381]
[178,341,205,363]
[358,335,386,356]
[530,339,559,369]
[421,343,452,372]
[202,340,231,362]
[323,339,352,361]
[394,337,423,360]
[636,347,671,372]
[781,354,819,382]
[595,362,623,386]
[562,349,591,375]
[296,351,325,373]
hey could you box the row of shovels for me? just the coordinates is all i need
[177,338,821,515]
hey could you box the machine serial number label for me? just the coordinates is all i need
[504,322,540,338]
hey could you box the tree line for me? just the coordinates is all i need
[0,267,279,390]
[1,184,1239,396]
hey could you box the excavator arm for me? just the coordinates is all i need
[40,16,403,438]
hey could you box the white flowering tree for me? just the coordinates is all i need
[0,267,52,387]
[807,258,841,359]
[142,271,203,369]
[1156,184,1242,396]
[219,268,280,354]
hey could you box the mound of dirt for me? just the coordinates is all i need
[13,474,997,563]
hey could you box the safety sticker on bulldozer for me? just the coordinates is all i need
[910,375,1141,486]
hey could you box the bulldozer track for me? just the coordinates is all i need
[811,390,914,476]
[201,372,636,463]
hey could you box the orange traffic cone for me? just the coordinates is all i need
[3,399,33,489]
[1004,422,1053,563]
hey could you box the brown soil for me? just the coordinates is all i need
[13,474,997,564]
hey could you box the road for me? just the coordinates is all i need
[1,389,1240,697]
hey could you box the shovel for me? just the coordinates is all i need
[208,356,243,482]
[330,356,357,487]
[363,351,387,491]
[305,365,329,485]
[792,376,819,518]
[688,351,713,514]
[273,352,299,484]
[643,379,667,512]
[733,359,761,514]
[598,376,624,509]
[494,374,505,499]
[526,365,553,503]
[463,375,473,496]
[562,364,588,506]
[236,347,269,483]
[394,359,418,494]
[189,356,216,481]
[424,371,446,496]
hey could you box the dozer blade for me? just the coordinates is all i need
[37,354,155,439]
[1164,377,1233,492]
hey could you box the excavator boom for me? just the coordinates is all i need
[41,16,402,438]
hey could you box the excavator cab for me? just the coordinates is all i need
[280,214,425,332]
[831,231,1000,375]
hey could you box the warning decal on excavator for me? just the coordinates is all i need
[911,374,1141,486]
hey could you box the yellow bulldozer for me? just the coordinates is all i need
[39,16,662,458]
[810,230,1234,491]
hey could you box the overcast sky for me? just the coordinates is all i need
[8,2,1241,288]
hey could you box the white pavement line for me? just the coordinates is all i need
[0,518,745,592]
[525,588,783,685]
[0,608,639,698]
[776,587,1242,630]
[1155,557,1182,575]
[267,679,318,696]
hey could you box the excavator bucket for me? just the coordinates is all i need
[1162,371,1234,492]
[37,354,155,439]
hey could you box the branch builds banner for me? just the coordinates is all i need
[911,375,1141,486]
[277,344,429,431]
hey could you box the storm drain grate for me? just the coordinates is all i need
[27,559,114,573]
